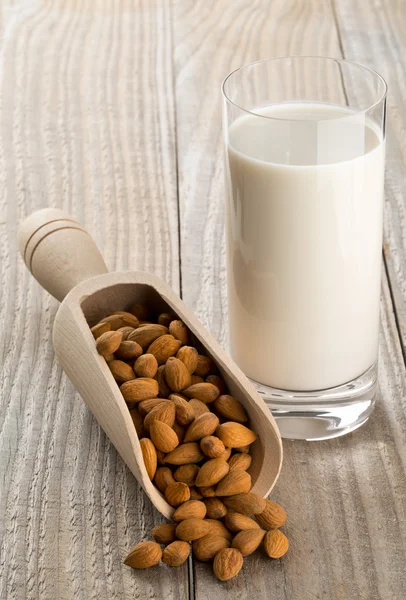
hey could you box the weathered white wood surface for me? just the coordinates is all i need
[0,2,187,599]
[0,1,405,599]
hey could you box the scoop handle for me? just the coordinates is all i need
[19,208,108,302]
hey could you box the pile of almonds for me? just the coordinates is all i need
[91,303,288,581]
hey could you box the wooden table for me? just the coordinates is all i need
[1,1,405,598]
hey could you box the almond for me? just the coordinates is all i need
[165,357,192,392]
[139,438,157,480]
[108,360,135,383]
[213,548,243,581]
[220,446,232,461]
[189,487,204,500]
[191,375,204,385]
[144,402,176,431]
[156,364,171,397]
[224,512,260,533]
[216,422,257,448]
[96,330,123,357]
[164,443,204,465]
[169,320,190,345]
[157,312,175,327]
[112,311,141,327]
[183,383,220,403]
[104,353,115,362]
[192,534,230,562]
[128,324,169,349]
[162,541,190,567]
[263,529,289,558]
[91,321,111,339]
[189,399,210,419]
[165,482,191,507]
[228,453,252,472]
[174,463,200,486]
[115,341,143,361]
[200,435,226,458]
[134,354,158,378]
[147,334,182,365]
[150,421,179,453]
[223,493,267,515]
[195,458,229,488]
[235,445,250,453]
[200,486,216,498]
[116,326,135,341]
[152,523,177,545]
[121,378,159,402]
[138,398,169,416]
[175,518,211,541]
[170,394,195,426]
[156,449,166,465]
[129,303,150,321]
[130,407,144,438]
[255,499,287,530]
[176,346,198,374]
[184,413,219,442]
[194,355,217,377]
[216,470,251,496]
[172,499,207,522]
[231,528,265,556]
[101,312,139,330]
[205,519,233,541]
[154,467,176,494]
[214,395,248,423]
[203,498,228,520]
[206,375,227,395]
[124,541,162,569]
[173,421,185,444]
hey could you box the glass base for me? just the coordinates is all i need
[251,364,377,441]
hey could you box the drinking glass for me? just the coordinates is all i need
[222,57,387,440]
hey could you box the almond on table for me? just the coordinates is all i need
[263,529,289,558]
[192,534,230,562]
[172,500,207,522]
[92,304,288,581]
[152,523,177,545]
[124,541,162,569]
[213,548,244,581]
[203,497,227,520]
[162,541,190,566]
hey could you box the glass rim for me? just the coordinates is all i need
[221,56,388,122]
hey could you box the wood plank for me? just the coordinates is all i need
[0,1,187,599]
[332,0,406,356]
[173,0,406,598]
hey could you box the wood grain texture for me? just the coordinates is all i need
[172,0,406,598]
[1,0,406,599]
[0,1,187,599]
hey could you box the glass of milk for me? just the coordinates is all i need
[222,57,387,440]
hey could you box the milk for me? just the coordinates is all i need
[225,103,385,391]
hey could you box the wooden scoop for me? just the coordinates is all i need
[19,208,282,519]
